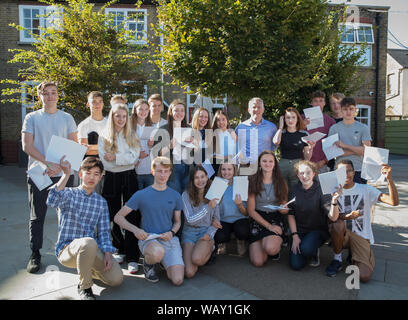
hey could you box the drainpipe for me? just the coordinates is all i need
[374,12,382,147]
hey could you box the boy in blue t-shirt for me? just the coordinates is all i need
[114,156,184,285]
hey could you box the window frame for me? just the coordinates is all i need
[19,5,61,43]
[105,8,148,45]
[355,104,371,131]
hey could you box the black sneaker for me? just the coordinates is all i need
[77,285,96,300]
[26,251,41,274]
[325,259,343,277]
[346,249,353,265]
[143,260,159,283]
[271,253,280,261]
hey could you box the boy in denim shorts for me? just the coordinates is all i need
[114,157,184,285]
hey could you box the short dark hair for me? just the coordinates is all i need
[312,90,326,99]
[80,157,104,173]
[87,91,103,100]
[336,159,354,171]
[341,97,356,109]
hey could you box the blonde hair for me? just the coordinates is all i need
[191,107,211,130]
[151,156,172,170]
[104,104,140,153]
[110,94,127,106]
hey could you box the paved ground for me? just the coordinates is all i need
[0,155,407,300]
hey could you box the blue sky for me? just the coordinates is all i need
[329,0,408,49]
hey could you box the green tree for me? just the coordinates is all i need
[1,0,147,120]
[154,0,363,121]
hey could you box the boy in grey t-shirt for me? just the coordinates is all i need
[21,81,77,273]
[328,97,371,183]
[114,156,185,286]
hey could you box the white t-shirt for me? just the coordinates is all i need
[338,183,381,244]
[77,116,108,140]
[21,109,77,175]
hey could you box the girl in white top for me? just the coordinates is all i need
[98,103,141,273]
[211,110,238,173]
[131,99,155,190]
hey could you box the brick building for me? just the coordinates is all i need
[0,1,389,164]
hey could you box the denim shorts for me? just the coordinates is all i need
[181,225,209,245]
[138,236,184,269]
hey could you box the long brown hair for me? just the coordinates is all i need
[131,98,152,131]
[167,99,188,138]
[283,107,306,131]
[248,150,288,204]
[188,165,211,207]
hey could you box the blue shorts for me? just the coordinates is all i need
[181,225,209,245]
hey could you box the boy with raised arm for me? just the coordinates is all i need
[47,157,123,300]
[22,81,77,274]
[114,156,184,286]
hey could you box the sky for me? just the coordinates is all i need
[329,0,408,49]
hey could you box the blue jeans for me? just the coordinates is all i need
[290,231,327,271]
[137,174,154,190]
[168,162,190,194]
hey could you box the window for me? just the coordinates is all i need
[21,81,38,122]
[339,23,374,67]
[19,5,60,43]
[186,90,227,123]
[105,9,147,45]
[356,104,371,130]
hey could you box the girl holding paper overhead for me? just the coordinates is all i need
[214,164,249,256]
[247,151,289,267]
[273,107,314,190]
[131,99,154,190]
[98,103,141,274]
[155,99,193,194]
[287,160,340,271]
[181,166,221,278]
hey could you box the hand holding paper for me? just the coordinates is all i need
[322,134,344,161]
[301,132,326,144]
[303,106,324,130]
[205,177,229,204]
[361,146,389,183]
[46,136,87,172]
[27,162,53,191]
[318,166,346,195]
[233,176,249,201]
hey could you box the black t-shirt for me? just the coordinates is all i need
[280,130,308,160]
[288,180,332,234]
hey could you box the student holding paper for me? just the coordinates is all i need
[325,159,399,282]
[47,157,123,300]
[328,97,371,184]
[212,110,238,173]
[77,91,107,158]
[191,107,213,165]
[302,91,336,173]
[287,161,341,271]
[22,81,77,274]
[181,166,221,278]
[156,99,193,194]
[98,103,141,273]
[114,157,185,285]
[131,99,154,189]
[247,151,289,267]
[214,164,249,256]
[273,107,314,190]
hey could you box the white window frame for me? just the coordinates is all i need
[356,104,371,131]
[105,8,147,45]
[186,91,227,123]
[21,81,38,122]
[339,23,374,45]
[19,5,61,43]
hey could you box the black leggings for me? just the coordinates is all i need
[214,219,250,244]
[103,169,140,262]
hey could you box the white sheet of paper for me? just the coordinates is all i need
[45,136,87,171]
[322,133,344,160]
[301,132,326,144]
[283,197,296,207]
[145,233,162,241]
[361,146,389,182]
[205,177,229,204]
[318,166,346,195]
[335,165,347,187]
[27,162,53,191]
[233,176,248,201]
[174,127,195,148]
[139,126,156,140]
[304,106,324,130]
[263,204,291,211]
[202,159,215,178]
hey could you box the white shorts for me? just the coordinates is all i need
[138,236,184,269]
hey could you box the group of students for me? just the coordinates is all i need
[22,81,399,300]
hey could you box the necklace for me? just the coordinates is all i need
[264,183,273,201]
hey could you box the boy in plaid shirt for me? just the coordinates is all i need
[47,156,123,300]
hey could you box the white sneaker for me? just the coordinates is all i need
[217,243,227,255]
[112,253,125,264]
[309,248,320,267]
[128,262,139,274]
